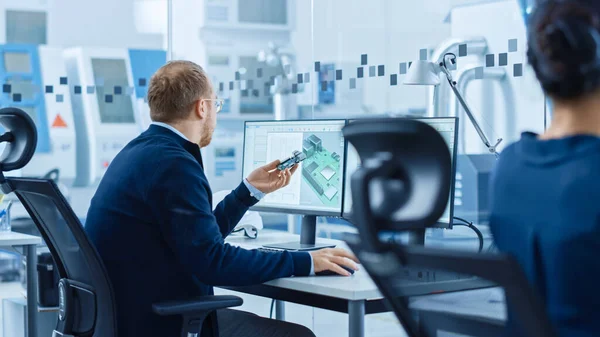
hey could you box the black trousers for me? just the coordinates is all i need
[217,309,316,337]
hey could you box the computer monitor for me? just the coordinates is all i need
[242,119,347,250]
[343,117,458,230]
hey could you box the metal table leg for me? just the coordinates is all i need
[275,300,285,321]
[348,300,365,337]
[25,244,38,337]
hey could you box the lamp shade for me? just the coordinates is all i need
[404,60,442,86]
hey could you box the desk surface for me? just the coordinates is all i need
[0,232,42,247]
[226,230,382,301]
[411,288,506,321]
[226,230,507,321]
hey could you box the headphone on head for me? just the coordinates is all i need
[527,0,600,97]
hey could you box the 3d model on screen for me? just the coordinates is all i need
[301,134,341,207]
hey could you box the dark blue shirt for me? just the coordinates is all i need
[85,125,311,337]
[490,132,600,337]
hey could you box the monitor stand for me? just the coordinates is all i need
[407,229,426,246]
[262,215,337,251]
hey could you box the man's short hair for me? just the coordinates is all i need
[147,60,212,123]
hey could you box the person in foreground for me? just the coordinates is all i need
[85,60,359,337]
[489,1,600,336]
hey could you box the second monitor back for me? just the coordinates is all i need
[343,117,459,237]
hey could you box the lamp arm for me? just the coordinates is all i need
[443,70,503,158]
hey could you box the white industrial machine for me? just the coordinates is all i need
[201,123,245,192]
[0,44,76,182]
[64,47,166,187]
[64,47,139,187]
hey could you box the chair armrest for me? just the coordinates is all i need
[152,295,243,316]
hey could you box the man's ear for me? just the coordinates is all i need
[194,100,205,120]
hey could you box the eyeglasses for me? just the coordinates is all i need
[201,99,224,113]
[232,227,258,239]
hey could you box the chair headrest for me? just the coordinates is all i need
[343,118,451,235]
[0,107,38,172]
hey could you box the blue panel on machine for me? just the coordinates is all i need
[128,49,167,99]
[0,44,50,153]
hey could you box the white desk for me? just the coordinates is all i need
[411,289,506,336]
[411,288,506,321]
[225,230,381,337]
[0,232,42,337]
[224,230,500,337]
[227,231,380,300]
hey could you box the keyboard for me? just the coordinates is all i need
[257,247,283,253]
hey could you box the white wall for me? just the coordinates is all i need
[49,0,163,49]
[0,0,50,44]
[1,0,163,48]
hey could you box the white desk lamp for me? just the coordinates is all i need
[405,53,503,158]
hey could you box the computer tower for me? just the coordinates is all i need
[454,154,496,226]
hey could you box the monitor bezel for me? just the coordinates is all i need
[341,116,459,229]
[242,119,348,217]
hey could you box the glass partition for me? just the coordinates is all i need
[308,0,546,236]
[2,1,549,335]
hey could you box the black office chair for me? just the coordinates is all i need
[0,107,242,337]
[343,118,557,337]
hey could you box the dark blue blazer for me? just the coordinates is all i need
[85,125,311,337]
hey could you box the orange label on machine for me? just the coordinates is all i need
[52,114,67,128]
